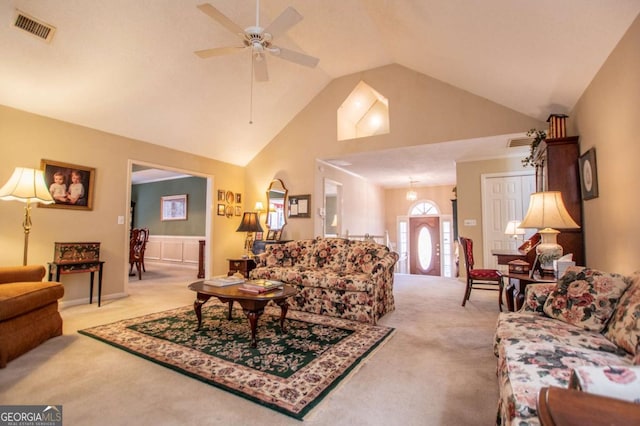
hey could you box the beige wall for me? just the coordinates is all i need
[246,64,542,240]
[0,105,245,304]
[384,185,456,245]
[571,14,640,274]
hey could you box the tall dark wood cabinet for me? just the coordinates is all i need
[534,136,585,266]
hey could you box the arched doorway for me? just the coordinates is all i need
[408,201,441,276]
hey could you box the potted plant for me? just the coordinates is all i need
[522,129,546,168]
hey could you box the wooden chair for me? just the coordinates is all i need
[139,228,149,272]
[459,236,504,311]
[129,228,146,280]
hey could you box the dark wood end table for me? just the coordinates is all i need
[48,260,105,307]
[188,281,297,348]
[227,258,256,279]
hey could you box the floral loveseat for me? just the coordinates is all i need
[494,266,640,425]
[249,238,398,324]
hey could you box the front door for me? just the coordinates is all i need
[409,217,441,276]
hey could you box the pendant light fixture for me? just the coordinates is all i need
[406,178,418,201]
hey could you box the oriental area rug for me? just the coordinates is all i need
[79,304,394,420]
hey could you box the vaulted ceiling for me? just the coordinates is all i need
[2,1,639,186]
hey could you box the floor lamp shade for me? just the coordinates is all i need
[519,191,579,271]
[0,167,54,265]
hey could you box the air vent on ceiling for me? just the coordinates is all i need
[508,137,533,148]
[13,10,56,43]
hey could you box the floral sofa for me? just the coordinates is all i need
[494,266,640,425]
[249,238,398,324]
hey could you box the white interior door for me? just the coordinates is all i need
[482,173,535,269]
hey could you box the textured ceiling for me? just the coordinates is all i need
[1,0,639,186]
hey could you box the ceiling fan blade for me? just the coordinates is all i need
[195,46,246,58]
[264,6,303,38]
[197,3,244,37]
[271,46,319,68]
[253,54,269,82]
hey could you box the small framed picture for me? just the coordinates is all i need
[161,194,187,221]
[288,194,311,218]
[274,230,282,241]
[236,193,242,204]
[579,147,599,200]
[225,205,234,218]
[217,190,226,202]
[255,232,263,241]
[235,206,242,216]
[40,159,96,210]
[217,204,225,216]
[267,230,276,240]
[226,191,235,204]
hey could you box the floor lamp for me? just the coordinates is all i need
[0,167,54,265]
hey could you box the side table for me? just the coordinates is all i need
[227,258,256,279]
[48,261,105,307]
[505,272,556,311]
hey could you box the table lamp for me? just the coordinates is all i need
[504,220,525,241]
[519,191,579,274]
[236,212,263,256]
[0,167,55,265]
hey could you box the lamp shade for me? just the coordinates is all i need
[519,191,579,230]
[236,212,263,233]
[504,220,526,236]
[0,167,54,204]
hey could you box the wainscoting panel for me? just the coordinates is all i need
[145,235,204,266]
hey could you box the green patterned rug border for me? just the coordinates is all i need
[78,304,394,420]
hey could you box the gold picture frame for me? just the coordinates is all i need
[40,159,95,210]
[161,194,187,221]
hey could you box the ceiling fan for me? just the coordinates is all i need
[195,1,319,82]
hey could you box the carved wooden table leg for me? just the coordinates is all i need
[243,308,265,348]
[274,299,289,333]
[194,293,212,331]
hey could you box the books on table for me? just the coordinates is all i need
[238,279,283,294]
[204,275,245,287]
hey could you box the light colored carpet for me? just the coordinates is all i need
[0,265,500,425]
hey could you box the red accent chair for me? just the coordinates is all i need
[459,236,504,311]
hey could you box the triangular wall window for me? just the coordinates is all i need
[337,81,389,141]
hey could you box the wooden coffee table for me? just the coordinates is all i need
[188,281,297,348]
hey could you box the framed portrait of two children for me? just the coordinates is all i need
[40,159,96,211]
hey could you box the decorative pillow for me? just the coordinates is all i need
[521,283,558,313]
[543,267,631,332]
[605,272,640,355]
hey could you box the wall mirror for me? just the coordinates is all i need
[266,178,288,231]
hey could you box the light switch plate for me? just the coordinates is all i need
[463,219,477,226]
[117,215,125,225]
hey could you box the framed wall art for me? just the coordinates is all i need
[161,194,187,221]
[236,193,242,204]
[288,194,311,218]
[217,190,226,202]
[217,204,225,216]
[235,206,242,216]
[579,148,599,200]
[40,159,95,210]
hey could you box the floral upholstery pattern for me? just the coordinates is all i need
[495,269,639,425]
[570,365,640,403]
[605,273,640,355]
[251,238,398,324]
[543,267,631,332]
